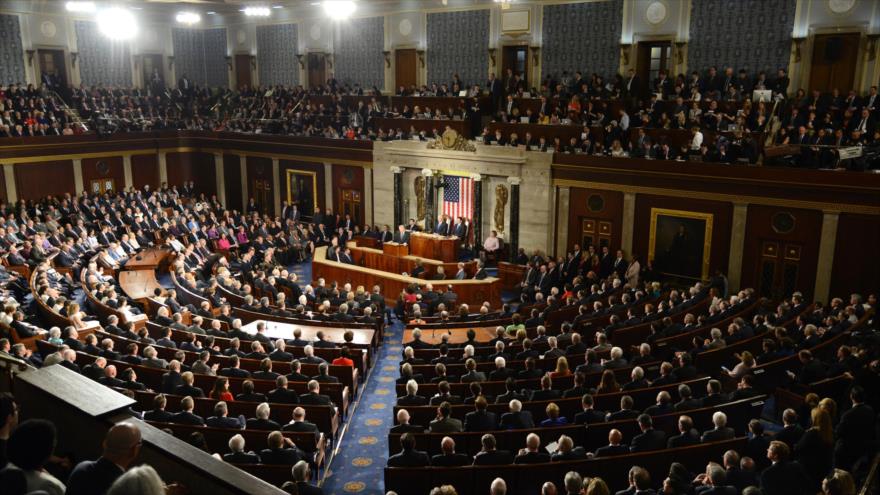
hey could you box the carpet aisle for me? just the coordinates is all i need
[320,316,402,494]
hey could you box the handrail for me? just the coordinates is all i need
[0,351,35,373]
[860,453,880,495]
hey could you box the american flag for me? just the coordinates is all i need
[442,175,474,222]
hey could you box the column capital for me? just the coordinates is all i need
[420,167,435,177]
[472,174,482,182]
[506,176,521,186]
[390,166,404,174]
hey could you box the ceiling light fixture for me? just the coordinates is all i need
[323,1,356,20]
[65,1,95,13]
[176,11,201,25]
[243,6,271,17]
[97,7,138,40]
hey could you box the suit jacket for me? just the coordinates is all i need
[390,423,425,434]
[260,447,304,465]
[387,449,431,467]
[223,451,260,464]
[473,449,514,465]
[760,460,810,495]
[65,457,125,495]
[464,410,497,431]
[701,427,735,443]
[398,394,429,407]
[499,411,534,430]
[206,416,244,429]
[630,428,667,452]
[514,451,550,464]
[429,416,463,433]
[431,453,471,467]
[667,429,701,448]
[170,411,205,425]
[594,444,630,457]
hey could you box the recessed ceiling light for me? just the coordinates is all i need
[206,11,216,15]
[97,7,138,40]
[323,1,356,20]
[65,1,95,13]
[243,6,271,16]
[176,11,201,25]
[272,5,284,8]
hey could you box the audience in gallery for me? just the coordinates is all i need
[2,65,877,169]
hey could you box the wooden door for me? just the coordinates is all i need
[37,49,67,89]
[252,179,271,213]
[142,54,164,89]
[579,217,613,252]
[308,53,326,89]
[502,46,528,85]
[636,41,671,88]
[395,49,417,90]
[809,33,859,92]
[338,189,362,224]
[756,241,803,300]
[235,54,252,89]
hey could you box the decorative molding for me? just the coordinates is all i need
[426,129,476,152]
[383,51,392,68]
[488,48,497,67]
[506,176,522,186]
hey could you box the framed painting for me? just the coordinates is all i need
[648,208,713,280]
[285,169,318,217]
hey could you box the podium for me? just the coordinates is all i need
[410,232,459,263]
[383,242,409,257]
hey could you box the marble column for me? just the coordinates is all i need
[238,155,248,211]
[72,159,84,194]
[621,192,636,255]
[507,176,521,259]
[323,162,334,213]
[213,153,225,208]
[391,166,403,228]
[813,211,840,303]
[364,166,374,226]
[473,174,483,250]
[421,168,435,227]
[272,158,281,217]
[123,155,134,190]
[158,151,168,186]
[727,203,749,293]
[4,164,17,202]
[555,186,570,258]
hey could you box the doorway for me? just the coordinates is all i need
[37,49,67,93]
[809,33,859,93]
[501,45,528,86]
[308,53,327,89]
[756,241,802,300]
[235,54,253,89]
[142,54,164,91]
[395,49,417,91]
[579,217,613,252]
[636,41,671,88]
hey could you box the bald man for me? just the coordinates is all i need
[594,429,630,457]
[66,422,142,495]
[430,436,470,466]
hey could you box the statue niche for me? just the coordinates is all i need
[494,183,508,233]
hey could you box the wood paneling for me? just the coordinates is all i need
[809,33,860,93]
[165,152,216,196]
[566,187,624,253]
[740,205,822,300]
[0,165,7,204]
[14,161,74,199]
[632,194,732,280]
[131,154,159,190]
[246,156,273,214]
[395,49,417,90]
[279,160,325,217]
[223,154,243,212]
[235,54,252,89]
[81,156,125,194]
[831,213,880,299]
[331,165,364,224]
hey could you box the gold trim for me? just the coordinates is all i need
[552,178,880,216]
[285,169,319,214]
[648,207,714,281]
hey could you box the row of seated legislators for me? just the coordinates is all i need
[1,67,877,169]
[0,182,407,494]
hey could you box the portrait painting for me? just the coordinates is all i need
[648,208,713,280]
[286,169,318,218]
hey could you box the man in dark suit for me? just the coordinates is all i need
[774,409,805,450]
[696,464,738,495]
[206,401,245,429]
[514,433,551,464]
[466,434,510,468]
[65,423,141,495]
[487,72,503,112]
[259,431,305,465]
[667,415,701,448]
[529,375,562,402]
[499,399,534,430]
[397,379,428,406]
[464,396,497,432]
[702,411,736,442]
[387,433,431,467]
[630,414,667,452]
[282,407,321,435]
[143,395,174,423]
[760,441,810,495]
[223,434,261,464]
[431,436,471,466]
[246,403,282,431]
[593,429,629,457]
[392,225,410,244]
[170,397,205,425]
[429,402,463,433]
[390,409,425,434]
[834,386,876,471]
[573,394,606,425]
[293,460,324,495]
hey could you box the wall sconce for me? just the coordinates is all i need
[620,43,632,65]
[868,34,880,60]
[326,54,334,69]
[417,50,425,68]
[168,56,175,70]
[225,56,232,70]
[250,57,257,70]
[26,49,35,65]
[70,52,78,68]
[488,48,496,67]
[383,51,391,68]
[529,46,540,66]
[792,37,807,63]
[296,54,305,69]
[674,42,686,65]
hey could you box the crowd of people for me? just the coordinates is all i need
[2,66,877,168]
